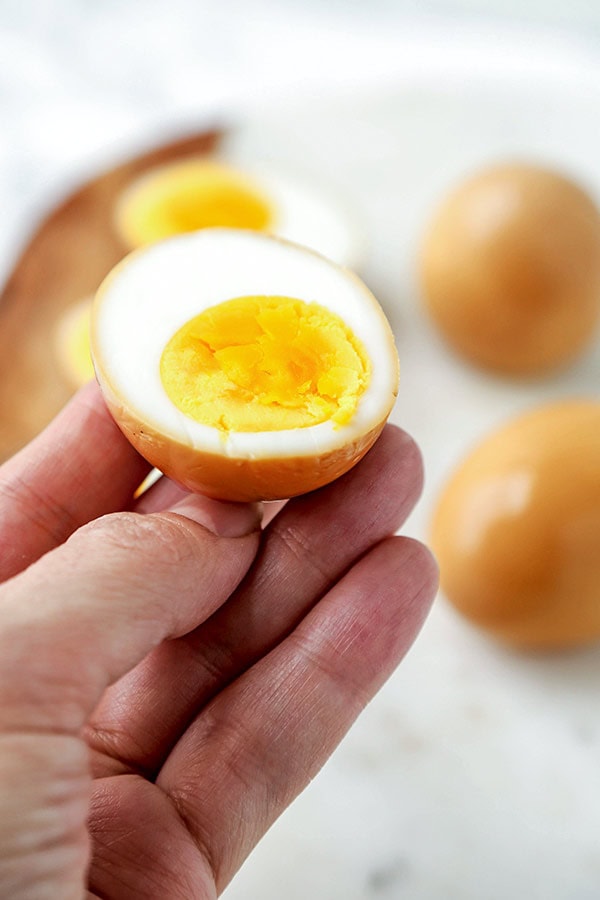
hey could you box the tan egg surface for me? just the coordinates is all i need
[91,228,399,502]
[420,163,600,375]
[431,400,600,648]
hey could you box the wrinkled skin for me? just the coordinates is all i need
[0,382,437,898]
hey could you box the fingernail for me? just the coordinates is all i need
[172,495,263,537]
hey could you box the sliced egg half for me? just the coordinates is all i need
[114,158,363,269]
[91,228,399,502]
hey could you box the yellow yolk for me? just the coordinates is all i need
[117,162,272,247]
[55,298,95,388]
[159,295,371,432]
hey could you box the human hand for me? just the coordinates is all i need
[0,382,437,898]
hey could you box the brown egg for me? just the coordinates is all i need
[431,400,600,649]
[91,229,399,502]
[420,163,600,374]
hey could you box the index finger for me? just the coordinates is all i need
[0,381,149,582]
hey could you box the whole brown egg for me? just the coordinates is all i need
[431,400,600,649]
[420,163,600,374]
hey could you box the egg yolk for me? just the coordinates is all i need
[159,295,371,431]
[55,298,95,388]
[118,162,272,247]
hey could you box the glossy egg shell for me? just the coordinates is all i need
[431,400,600,648]
[420,163,600,375]
[101,397,387,502]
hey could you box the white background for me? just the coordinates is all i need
[2,3,600,898]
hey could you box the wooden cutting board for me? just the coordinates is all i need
[0,127,222,462]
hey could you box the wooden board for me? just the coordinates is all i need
[0,127,222,461]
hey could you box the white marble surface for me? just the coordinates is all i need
[3,3,600,899]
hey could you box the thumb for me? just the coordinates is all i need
[0,496,261,735]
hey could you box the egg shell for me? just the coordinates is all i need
[420,163,600,375]
[431,400,600,649]
[91,229,399,502]
[99,391,386,502]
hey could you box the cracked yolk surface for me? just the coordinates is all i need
[159,295,371,431]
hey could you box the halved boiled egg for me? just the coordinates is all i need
[91,228,398,502]
[114,158,363,269]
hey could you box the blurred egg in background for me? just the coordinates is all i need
[431,400,600,649]
[2,2,600,899]
[419,162,600,375]
[115,158,365,268]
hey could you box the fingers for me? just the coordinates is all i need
[86,425,424,777]
[0,382,149,582]
[0,497,261,735]
[159,536,438,892]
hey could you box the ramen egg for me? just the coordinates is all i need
[91,228,399,502]
[431,400,600,649]
[115,158,363,269]
[420,163,600,375]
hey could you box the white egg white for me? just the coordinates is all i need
[92,228,398,462]
[245,165,365,270]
